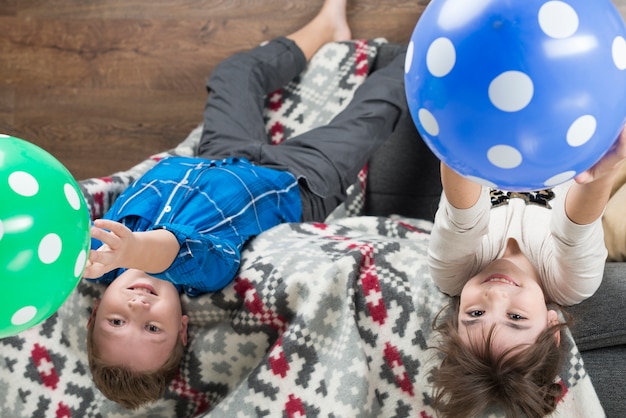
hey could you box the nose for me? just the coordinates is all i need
[484,286,509,301]
[128,297,150,310]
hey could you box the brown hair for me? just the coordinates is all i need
[86,317,185,410]
[429,297,569,418]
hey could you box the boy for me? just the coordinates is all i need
[83,0,408,409]
[427,128,626,417]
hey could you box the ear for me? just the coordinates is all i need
[180,315,189,346]
[548,309,561,347]
[86,300,100,329]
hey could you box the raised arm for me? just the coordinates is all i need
[440,162,483,209]
[567,127,626,225]
[83,219,179,278]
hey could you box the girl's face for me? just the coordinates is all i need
[458,239,559,355]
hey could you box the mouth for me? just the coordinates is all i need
[127,283,158,296]
[483,274,519,286]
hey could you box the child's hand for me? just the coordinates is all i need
[83,219,136,278]
[575,126,626,184]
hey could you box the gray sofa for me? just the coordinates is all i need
[365,44,626,417]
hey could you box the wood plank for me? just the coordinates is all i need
[15,0,425,31]
[0,7,424,91]
[0,16,299,90]
[0,0,17,16]
[10,86,204,180]
[0,86,15,128]
[16,0,320,20]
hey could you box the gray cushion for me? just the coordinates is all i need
[569,263,626,350]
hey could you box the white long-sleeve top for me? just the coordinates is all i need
[428,182,607,306]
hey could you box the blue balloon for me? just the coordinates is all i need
[405,0,626,191]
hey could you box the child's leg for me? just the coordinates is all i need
[197,0,350,159]
[257,49,408,222]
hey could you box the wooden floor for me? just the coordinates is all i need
[0,0,428,180]
[1,0,626,180]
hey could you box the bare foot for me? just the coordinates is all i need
[287,0,352,60]
[317,0,352,42]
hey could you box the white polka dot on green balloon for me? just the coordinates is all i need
[39,233,62,264]
[612,36,626,70]
[567,115,596,147]
[64,183,81,210]
[0,219,3,240]
[489,71,534,112]
[426,37,456,77]
[74,249,88,278]
[538,1,579,39]
[9,171,39,197]
[12,306,37,326]
[487,144,523,169]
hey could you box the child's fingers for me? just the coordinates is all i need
[83,254,105,278]
[90,226,121,249]
[92,219,132,239]
[86,249,117,273]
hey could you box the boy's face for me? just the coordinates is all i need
[458,247,559,356]
[91,269,189,372]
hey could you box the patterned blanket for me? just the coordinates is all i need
[0,40,604,418]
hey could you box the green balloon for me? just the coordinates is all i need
[0,135,90,338]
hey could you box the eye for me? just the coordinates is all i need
[146,324,161,333]
[468,310,484,317]
[108,318,125,326]
[508,313,526,321]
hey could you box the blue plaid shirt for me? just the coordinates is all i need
[87,156,301,295]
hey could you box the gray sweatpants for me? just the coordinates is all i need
[197,37,407,222]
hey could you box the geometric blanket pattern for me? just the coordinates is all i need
[0,216,604,417]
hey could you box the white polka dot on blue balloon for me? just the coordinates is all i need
[487,145,523,169]
[567,115,597,147]
[418,108,440,136]
[538,1,579,39]
[405,42,414,74]
[39,233,62,264]
[489,71,534,112]
[613,36,626,70]
[9,171,39,197]
[545,171,577,187]
[426,37,456,77]
[11,306,37,326]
